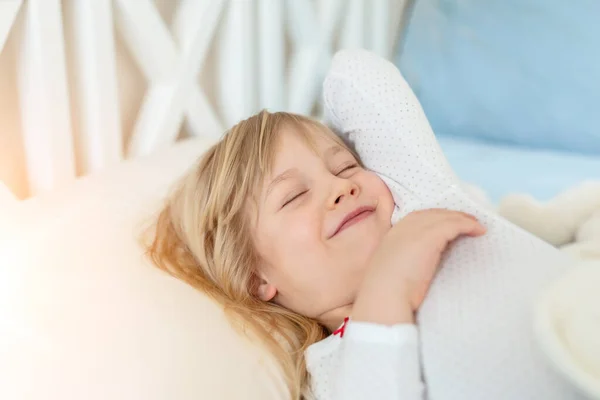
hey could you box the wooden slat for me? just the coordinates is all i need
[390,0,410,55]
[68,0,122,174]
[128,84,187,157]
[113,0,177,82]
[172,0,224,139]
[114,0,184,156]
[258,0,285,111]
[369,0,391,58]
[217,0,257,127]
[339,0,365,50]
[114,0,223,156]
[286,0,344,115]
[185,87,224,140]
[0,0,22,53]
[16,0,75,195]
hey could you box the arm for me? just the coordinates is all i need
[323,49,461,209]
[306,264,423,399]
[306,322,424,400]
[305,254,423,400]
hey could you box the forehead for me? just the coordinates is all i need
[270,124,347,170]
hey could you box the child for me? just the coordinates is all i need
[148,51,583,399]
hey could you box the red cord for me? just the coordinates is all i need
[332,317,350,338]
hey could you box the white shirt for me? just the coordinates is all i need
[305,49,584,400]
[306,320,424,400]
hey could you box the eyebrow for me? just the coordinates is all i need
[264,145,348,198]
[324,145,344,158]
[266,168,298,198]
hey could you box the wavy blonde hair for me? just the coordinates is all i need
[146,110,352,399]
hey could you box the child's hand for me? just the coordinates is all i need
[353,209,486,325]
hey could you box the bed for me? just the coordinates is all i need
[1,1,599,399]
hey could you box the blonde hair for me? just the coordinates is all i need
[147,110,350,399]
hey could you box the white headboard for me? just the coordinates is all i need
[0,0,409,198]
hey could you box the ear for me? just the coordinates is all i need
[255,277,277,301]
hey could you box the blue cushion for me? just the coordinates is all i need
[437,135,600,203]
[398,0,600,154]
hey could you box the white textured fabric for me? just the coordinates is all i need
[305,50,586,399]
[306,322,423,400]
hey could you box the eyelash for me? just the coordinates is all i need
[282,190,308,208]
[336,163,358,175]
[280,163,357,208]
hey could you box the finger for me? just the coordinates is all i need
[437,216,486,241]
[423,213,481,232]
[414,208,479,222]
[465,221,487,236]
[443,210,479,222]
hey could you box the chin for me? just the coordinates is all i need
[350,234,381,270]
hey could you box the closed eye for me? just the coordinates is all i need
[282,190,308,208]
[336,163,358,176]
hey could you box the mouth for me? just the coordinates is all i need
[330,206,376,238]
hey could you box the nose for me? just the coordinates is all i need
[328,178,359,209]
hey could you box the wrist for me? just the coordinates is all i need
[352,278,415,326]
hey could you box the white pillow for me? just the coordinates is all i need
[0,181,17,219]
[0,182,15,201]
[0,138,287,400]
[0,182,20,248]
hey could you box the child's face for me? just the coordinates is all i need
[250,127,394,329]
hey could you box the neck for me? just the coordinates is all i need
[317,303,353,333]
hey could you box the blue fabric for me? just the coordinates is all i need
[398,0,600,154]
[437,135,600,203]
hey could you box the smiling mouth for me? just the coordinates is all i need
[331,207,375,238]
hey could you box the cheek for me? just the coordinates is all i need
[378,181,395,215]
[363,172,394,206]
[281,212,321,250]
[259,211,322,266]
